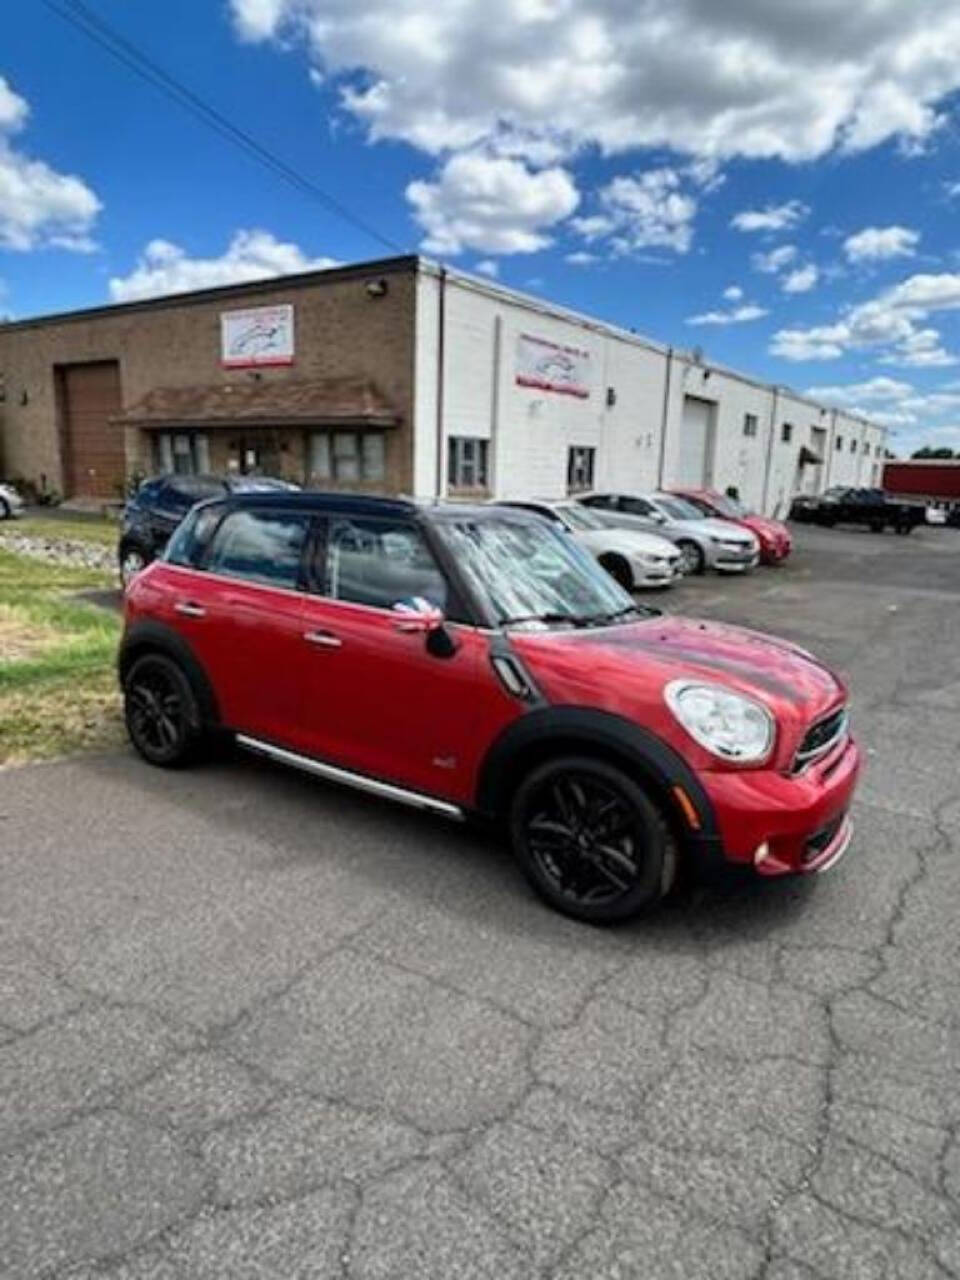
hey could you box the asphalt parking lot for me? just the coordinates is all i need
[2,523,959,1279]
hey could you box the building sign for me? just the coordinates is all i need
[515,333,590,399]
[221,304,295,368]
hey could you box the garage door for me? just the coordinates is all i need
[676,396,715,488]
[60,361,123,499]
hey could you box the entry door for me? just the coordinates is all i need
[806,428,827,494]
[297,513,489,805]
[677,396,715,487]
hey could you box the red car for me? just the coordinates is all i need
[669,488,793,563]
[120,493,858,923]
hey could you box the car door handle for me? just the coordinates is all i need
[303,629,342,649]
[174,601,206,618]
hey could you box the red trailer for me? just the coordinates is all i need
[883,460,960,502]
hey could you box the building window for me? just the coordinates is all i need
[308,430,385,486]
[781,422,793,444]
[836,436,844,451]
[743,413,759,438]
[567,446,596,493]
[447,436,490,490]
[153,432,209,476]
[851,439,858,453]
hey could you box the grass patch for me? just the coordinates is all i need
[0,548,124,765]
[1,514,118,548]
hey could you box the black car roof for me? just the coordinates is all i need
[206,490,544,524]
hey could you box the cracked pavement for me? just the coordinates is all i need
[1,523,959,1278]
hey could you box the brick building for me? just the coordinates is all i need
[0,255,886,515]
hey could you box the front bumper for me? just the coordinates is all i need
[633,560,683,588]
[712,546,760,572]
[760,540,792,564]
[697,734,860,876]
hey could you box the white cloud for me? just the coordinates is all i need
[0,76,101,252]
[229,1,960,164]
[752,245,798,275]
[770,269,960,364]
[805,376,913,404]
[406,151,578,254]
[473,259,499,277]
[109,230,337,302]
[732,201,809,233]
[687,304,768,327]
[723,285,743,302]
[566,250,599,266]
[843,225,920,262]
[572,167,699,256]
[782,264,819,294]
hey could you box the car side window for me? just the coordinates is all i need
[153,483,194,515]
[581,494,611,510]
[206,509,310,589]
[621,497,653,516]
[322,516,449,613]
[166,504,225,569]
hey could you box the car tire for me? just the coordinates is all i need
[123,653,203,768]
[0,498,9,520]
[598,553,634,593]
[509,756,677,924]
[119,542,151,590]
[870,522,884,534]
[676,539,705,576]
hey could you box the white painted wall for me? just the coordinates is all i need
[412,264,887,515]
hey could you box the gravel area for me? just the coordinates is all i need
[0,531,115,574]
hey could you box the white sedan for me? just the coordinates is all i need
[495,499,683,590]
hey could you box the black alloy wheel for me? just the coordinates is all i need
[510,756,675,923]
[676,538,705,576]
[599,553,634,592]
[124,653,200,767]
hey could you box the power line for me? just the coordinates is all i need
[40,0,408,256]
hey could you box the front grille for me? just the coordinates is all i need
[794,707,848,772]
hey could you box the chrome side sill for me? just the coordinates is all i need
[235,734,466,821]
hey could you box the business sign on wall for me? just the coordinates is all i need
[515,333,590,399]
[221,304,295,368]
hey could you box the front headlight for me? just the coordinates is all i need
[664,680,775,763]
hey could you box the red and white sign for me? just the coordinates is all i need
[515,333,590,399]
[221,304,295,368]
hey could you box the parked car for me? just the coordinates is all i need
[789,487,925,534]
[120,492,859,924]
[579,491,760,575]
[668,488,792,564]
[0,482,25,520]
[494,499,682,589]
[118,473,297,587]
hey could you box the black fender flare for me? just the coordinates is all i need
[474,705,723,865]
[118,620,221,731]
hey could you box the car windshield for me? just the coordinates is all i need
[710,493,750,518]
[555,503,607,531]
[435,514,651,628]
[654,496,704,521]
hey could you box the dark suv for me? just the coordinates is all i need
[120,492,860,924]
[119,474,296,587]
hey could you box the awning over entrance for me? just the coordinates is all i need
[798,445,823,467]
[113,376,401,430]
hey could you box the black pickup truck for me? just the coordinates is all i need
[789,487,927,534]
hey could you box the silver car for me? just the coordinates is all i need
[495,499,683,589]
[0,483,24,520]
[580,491,759,575]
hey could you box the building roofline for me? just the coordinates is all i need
[0,254,419,333]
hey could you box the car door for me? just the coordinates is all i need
[173,506,314,746]
[296,511,491,805]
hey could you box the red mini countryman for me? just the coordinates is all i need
[120,493,858,923]
[669,488,793,564]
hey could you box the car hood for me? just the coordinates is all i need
[741,514,790,542]
[514,615,844,721]
[682,517,757,546]
[576,528,679,558]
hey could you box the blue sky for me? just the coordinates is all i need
[5,1,960,455]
